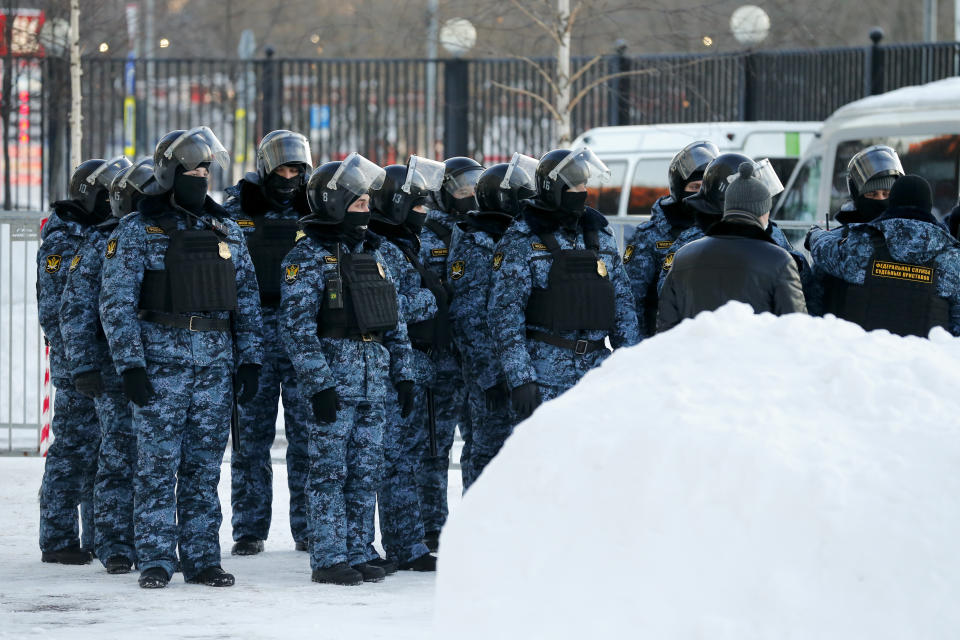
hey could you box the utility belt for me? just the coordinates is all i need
[138,309,231,332]
[526,329,607,355]
[317,326,384,343]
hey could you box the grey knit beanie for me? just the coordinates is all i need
[862,174,898,195]
[723,162,772,218]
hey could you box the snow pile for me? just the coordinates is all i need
[435,303,960,639]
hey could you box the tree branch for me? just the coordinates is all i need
[508,0,563,47]
[510,54,560,97]
[569,53,604,85]
[567,67,659,111]
[490,80,563,122]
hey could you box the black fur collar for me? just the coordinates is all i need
[461,211,514,241]
[522,204,608,235]
[300,216,381,252]
[51,199,102,227]
[706,217,776,244]
[876,205,940,226]
[659,197,695,230]
[369,219,420,252]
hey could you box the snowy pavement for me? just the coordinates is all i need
[0,457,462,639]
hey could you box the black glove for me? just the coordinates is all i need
[234,364,261,405]
[73,370,104,399]
[511,382,541,420]
[395,381,415,418]
[311,388,340,424]
[121,367,156,407]
[484,380,510,413]
[804,225,824,251]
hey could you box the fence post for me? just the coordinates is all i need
[261,46,279,135]
[866,27,885,96]
[443,59,469,158]
[607,40,629,127]
[740,51,757,121]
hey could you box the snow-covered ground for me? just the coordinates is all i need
[0,458,462,639]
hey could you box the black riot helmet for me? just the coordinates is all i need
[683,152,752,216]
[533,146,610,211]
[371,156,445,226]
[306,152,386,224]
[153,126,230,191]
[476,152,538,216]
[846,145,904,199]
[110,158,161,218]
[439,156,484,215]
[70,156,133,216]
[668,140,720,202]
[256,129,312,183]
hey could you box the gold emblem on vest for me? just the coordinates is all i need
[45,254,62,273]
[218,241,231,259]
[285,264,299,283]
[377,262,386,278]
[662,252,675,271]
[597,259,608,277]
[451,260,465,280]
[106,238,118,259]
[492,253,504,270]
[623,245,635,263]
[69,254,82,271]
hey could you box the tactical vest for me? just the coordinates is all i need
[525,230,616,333]
[317,249,399,336]
[394,241,452,350]
[245,217,299,305]
[139,221,238,313]
[837,229,950,337]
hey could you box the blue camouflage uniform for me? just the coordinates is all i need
[622,196,693,338]
[99,195,264,581]
[222,179,311,546]
[279,228,417,571]
[36,202,100,555]
[59,216,136,567]
[489,207,640,403]
[367,227,434,564]
[808,210,960,335]
[448,214,515,489]
[417,210,469,533]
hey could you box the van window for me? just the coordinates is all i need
[777,156,822,222]
[831,135,960,217]
[586,160,626,215]
[626,159,670,216]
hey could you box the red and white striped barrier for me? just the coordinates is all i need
[39,341,52,456]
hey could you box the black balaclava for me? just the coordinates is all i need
[452,194,479,217]
[406,209,428,235]
[263,166,301,208]
[557,189,587,230]
[92,189,113,221]
[854,193,888,222]
[338,209,370,246]
[172,164,209,213]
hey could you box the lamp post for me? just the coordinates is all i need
[440,18,476,158]
[730,5,770,122]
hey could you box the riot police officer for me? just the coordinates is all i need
[367,156,448,571]
[222,130,313,556]
[807,174,960,336]
[99,127,264,589]
[488,147,640,420]
[37,155,131,565]
[448,153,536,488]
[623,141,718,337]
[60,157,159,574]
[417,156,484,549]
[279,153,417,585]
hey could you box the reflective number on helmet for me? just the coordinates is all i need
[492,253,504,270]
[106,238,118,259]
[45,255,62,273]
[623,245,635,263]
[662,253,675,272]
[451,260,465,280]
[69,254,81,271]
[285,264,299,283]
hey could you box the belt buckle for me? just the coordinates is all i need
[189,316,199,331]
[574,339,588,355]
[361,333,373,342]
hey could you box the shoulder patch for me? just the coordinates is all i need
[623,245,635,263]
[44,254,62,273]
[285,264,300,283]
[531,242,548,251]
[69,254,82,271]
[295,229,307,243]
[324,255,339,264]
[451,260,465,280]
[105,238,118,259]
[656,240,674,250]
[237,219,256,228]
[430,248,449,257]
[145,226,165,234]
[492,253,504,270]
[662,252,675,272]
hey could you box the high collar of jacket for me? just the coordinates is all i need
[138,192,227,220]
[50,199,101,228]
[235,173,309,217]
[834,203,878,225]
[875,205,941,226]
[657,196,695,231]
[461,210,514,241]
[368,218,420,252]
[522,204,608,236]
[706,214,777,244]
[300,215,381,252]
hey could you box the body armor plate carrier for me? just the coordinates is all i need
[246,218,299,305]
[318,250,399,336]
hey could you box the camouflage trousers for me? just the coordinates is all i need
[93,388,136,565]
[461,381,515,490]
[231,345,310,544]
[377,391,430,564]
[133,363,231,581]
[39,382,99,553]
[307,400,383,571]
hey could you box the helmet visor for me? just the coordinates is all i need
[259,132,312,176]
[847,145,904,194]
[403,156,445,195]
[118,158,161,195]
[326,152,386,196]
[164,126,230,171]
[548,146,610,188]
[671,141,720,182]
[726,158,784,197]
[501,152,539,191]
[443,166,484,198]
[87,155,132,189]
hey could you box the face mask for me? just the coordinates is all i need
[559,190,587,217]
[93,191,113,220]
[855,194,888,221]
[338,211,369,246]
[264,172,300,207]
[405,210,427,235]
[173,173,208,213]
[452,195,478,217]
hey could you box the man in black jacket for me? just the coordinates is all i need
[658,162,807,331]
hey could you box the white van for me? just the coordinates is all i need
[570,121,821,218]
[774,77,960,229]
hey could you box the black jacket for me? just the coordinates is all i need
[657,214,807,331]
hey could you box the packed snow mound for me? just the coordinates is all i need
[435,303,960,640]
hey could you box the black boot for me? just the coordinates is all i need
[423,531,440,553]
[231,536,264,556]
[105,555,132,575]
[311,562,363,586]
[351,563,386,583]
[368,557,398,575]
[41,546,93,565]
[186,566,235,587]
[138,567,170,589]
[398,553,437,572]
[294,540,309,552]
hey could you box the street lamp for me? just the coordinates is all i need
[99,42,109,53]
[439,18,476,57]
[730,5,770,47]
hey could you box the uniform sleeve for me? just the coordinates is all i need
[607,234,641,349]
[59,237,103,376]
[230,227,264,366]
[451,241,502,391]
[773,258,808,316]
[36,234,71,358]
[809,226,871,283]
[378,249,417,384]
[622,226,658,338]
[99,221,148,373]
[488,227,536,390]
[388,243,438,325]
[657,269,682,332]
